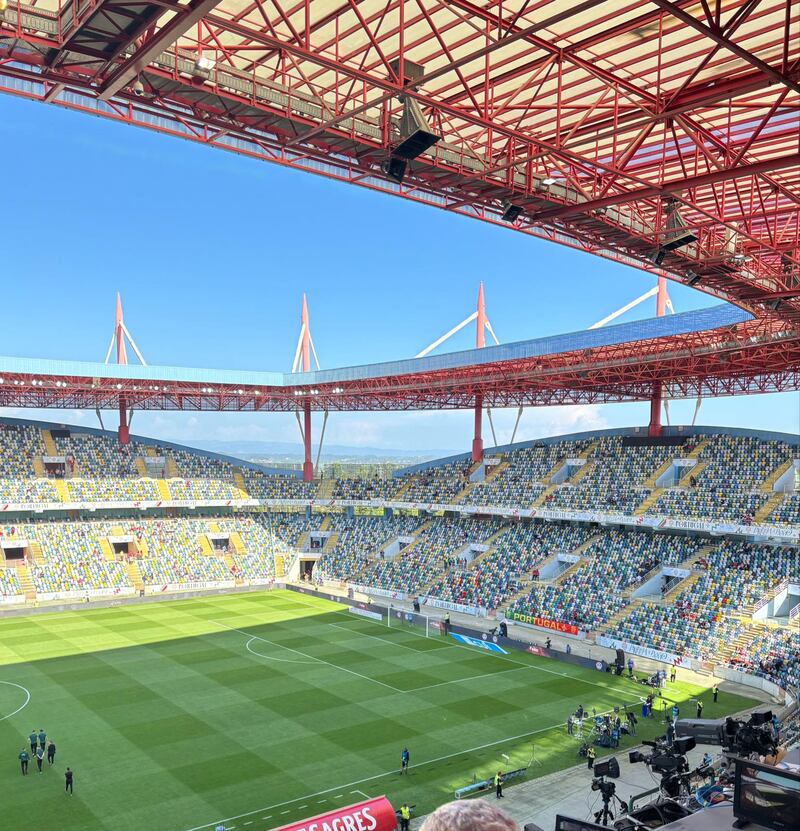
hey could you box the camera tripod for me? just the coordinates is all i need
[593,780,629,827]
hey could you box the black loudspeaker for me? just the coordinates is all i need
[615,648,625,667]
[382,156,407,184]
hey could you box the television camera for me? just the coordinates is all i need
[629,736,696,797]
[675,710,777,759]
[588,757,627,826]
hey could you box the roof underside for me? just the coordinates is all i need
[0,1,798,324]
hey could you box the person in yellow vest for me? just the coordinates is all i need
[587,746,596,770]
[494,770,504,798]
[399,803,411,831]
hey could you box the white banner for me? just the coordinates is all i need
[348,606,383,621]
[348,584,407,601]
[663,566,691,578]
[144,580,235,595]
[597,635,692,667]
[0,594,24,605]
[422,597,485,616]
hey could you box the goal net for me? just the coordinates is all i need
[386,606,442,639]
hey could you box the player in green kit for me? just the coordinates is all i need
[28,730,38,755]
[18,749,29,775]
[38,728,47,750]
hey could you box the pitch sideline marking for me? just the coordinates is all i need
[208,619,404,692]
[0,681,31,722]
[183,700,637,831]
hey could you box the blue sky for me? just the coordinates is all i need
[0,94,796,453]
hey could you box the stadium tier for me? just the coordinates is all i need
[0,418,796,694]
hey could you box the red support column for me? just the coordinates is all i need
[648,276,667,437]
[303,402,313,481]
[472,282,486,461]
[118,398,130,444]
[472,392,484,461]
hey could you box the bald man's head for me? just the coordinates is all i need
[419,800,520,831]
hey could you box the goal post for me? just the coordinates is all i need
[386,606,443,638]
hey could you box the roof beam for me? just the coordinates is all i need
[649,0,800,95]
[98,0,226,100]
[531,153,800,222]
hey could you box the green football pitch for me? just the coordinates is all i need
[0,589,756,831]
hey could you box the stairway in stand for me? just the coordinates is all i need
[126,561,144,593]
[322,532,339,553]
[55,479,69,502]
[41,429,57,457]
[634,488,663,515]
[686,438,709,459]
[232,469,249,498]
[28,541,45,565]
[317,478,336,499]
[753,492,785,523]
[17,565,36,600]
[156,480,171,501]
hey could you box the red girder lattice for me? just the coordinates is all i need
[0,0,797,326]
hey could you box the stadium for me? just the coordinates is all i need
[0,2,798,831]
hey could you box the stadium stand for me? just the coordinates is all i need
[606,540,799,662]
[358,517,506,594]
[316,513,425,581]
[427,522,594,609]
[400,460,474,504]
[0,567,23,598]
[509,530,702,629]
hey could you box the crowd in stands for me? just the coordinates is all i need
[649,435,792,523]
[167,478,242,501]
[509,530,701,629]
[359,517,505,593]
[550,438,675,513]
[606,540,798,662]
[427,522,593,609]
[140,551,229,586]
[0,423,42,475]
[316,514,424,581]
[400,460,473,504]
[53,433,138,477]
[241,471,319,500]
[330,478,400,501]
[66,478,161,502]
[728,628,800,691]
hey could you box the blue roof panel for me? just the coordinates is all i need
[0,304,750,387]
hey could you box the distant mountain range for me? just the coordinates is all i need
[192,439,459,463]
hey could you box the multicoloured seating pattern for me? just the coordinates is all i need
[606,540,799,661]
[400,461,474,504]
[428,522,594,609]
[359,517,506,593]
[0,568,22,597]
[316,514,425,581]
